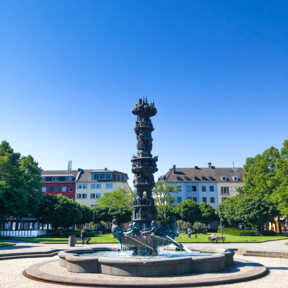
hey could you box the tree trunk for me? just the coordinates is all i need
[278,216,282,233]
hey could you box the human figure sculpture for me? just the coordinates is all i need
[158,221,170,236]
[140,221,157,236]
[111,219,123,250]
[124,222,140,236]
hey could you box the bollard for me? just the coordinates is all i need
[69,235,76,247]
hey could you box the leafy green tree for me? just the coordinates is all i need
[272,140,288,216]
[36,194,82,229]
[242,146,280,198]
[0,141,42,219]
[19,155,43,217]
[78,205,93,225]
[96,188,132,223]
[153,181,179,206]
[176,199,201,224]
[92,206,110,223]
[157,204,177,224]
[199,203,218,225]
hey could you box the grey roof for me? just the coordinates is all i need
[77,169,128,183]
[41,170,78,177]
[159,167,244,182]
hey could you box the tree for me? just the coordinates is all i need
[96,188,132,223]
[272,140,288,216]
[176,199,201,224]
[0,141,42,220]
[78,205,93,225]
[199,203,217,225]
[157,204,177,224]
[153,181,179,206]
[19,155,43,217]
[92,206,110,223]
[242,146,280,198]
[36,194,82,230]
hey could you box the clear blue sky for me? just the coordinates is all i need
[1,0,287,188]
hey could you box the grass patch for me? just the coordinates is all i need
[1,233,288,244]
[176,233,288,242]
[0,241,15,247]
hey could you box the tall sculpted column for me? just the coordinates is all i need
[131,98,158,229]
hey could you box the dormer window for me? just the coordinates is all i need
[42,177,46,181]
[184,177,189,181]
[221,176,227,181]
[194,176,199,181]
[233,176,238,181]
[201,176,206,181]
[176,177,182,181]
[209,176,213,181]
[52,177,59,181]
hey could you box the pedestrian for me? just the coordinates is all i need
[211,233,217,243]
[81,227,86,244]
[187,227,191,239]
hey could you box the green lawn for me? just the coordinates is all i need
[0,241,15,247]
[1,233,288,244]
[176,233,288,243]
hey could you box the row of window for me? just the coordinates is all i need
[177,176,239,182]
[42,186,74,193]
[77,183,113,189]
[185,185,215,192]
[91,173,127,182]
[177,197,215,204]
[76,193,101,199]
[42,176,73,182]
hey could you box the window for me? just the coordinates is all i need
[96,193,101,199]
[222,197,228,202]
[176,177,182,181]
[202,186,206,192]
[96,183,101,189]
[55,186,60,192]
[184,177,189,181]
[192,186,197,192]
[76,194,81,199]
[42,187,47,192]
[42,177,46,181]
[69,186,74,192]
[121,175,124,182]
[209,176,213,181]
[48,186,54,192]
[91,184,96,189]
[233,176,238,181]
[82,193,87,199]
[100,174,105,180]
[221,187,230,195]
[92,173,112,181]
[77,184,82,189]
[65,177,72,181]
[82,184,87,189]
[209,186,214,192]
[177,197,182,203]
[106,183,113,189]
[192,197,197,202]
[106,174,112,180]
[221,176,227,181]
[62,186,67,192]
[52,177,59,181]
[210,197,215,203]
[90,193,96,199]
[188,197,192,200]
[177,186,182,192]
[187,186,191,192]
[202,197,207,203]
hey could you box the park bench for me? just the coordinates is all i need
[75,237,91,244]
[208,237,225,243]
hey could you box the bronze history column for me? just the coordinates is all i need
[131,98,158,229]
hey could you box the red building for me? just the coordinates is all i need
[41,170,81,200]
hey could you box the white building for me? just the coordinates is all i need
[159,164,244,208]
[75,168,130,208]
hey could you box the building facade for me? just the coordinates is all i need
[159,164,244,208]
[41,170,79,200]
[75,169,130,208]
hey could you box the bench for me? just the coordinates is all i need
[75,237,91,244]
[208,237,225,243]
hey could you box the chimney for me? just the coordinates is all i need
[208,162,212,168]
[173,165,176,174]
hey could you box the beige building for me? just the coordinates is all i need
[75,169,130,208]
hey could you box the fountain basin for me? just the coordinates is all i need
[58,247,234,277]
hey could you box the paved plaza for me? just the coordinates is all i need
[0,240,288,288]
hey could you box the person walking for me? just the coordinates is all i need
[187,227,191,239]
[81,227,86,244]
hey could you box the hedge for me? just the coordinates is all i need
[217,228,261,236]
[46,230,96,238]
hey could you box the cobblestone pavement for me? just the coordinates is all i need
[1,240,288,288]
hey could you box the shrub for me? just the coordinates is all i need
[47,230,96,238]
[260,230,278,236]
[177,220,192,233]
[217,228,261,236]
[193,222,208,234]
